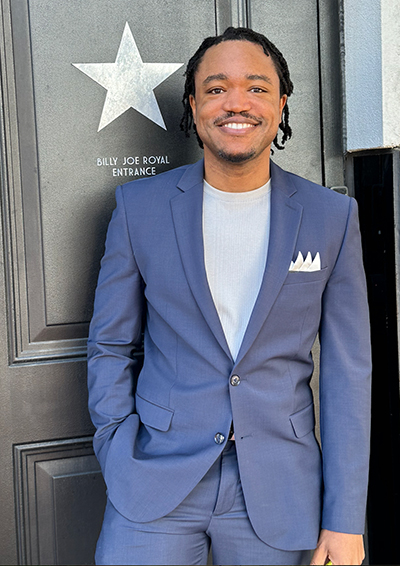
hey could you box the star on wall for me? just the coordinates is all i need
[73,22,183,131]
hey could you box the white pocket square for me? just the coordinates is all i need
[289,251,321,272]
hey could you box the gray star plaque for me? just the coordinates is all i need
[73,22,183,131]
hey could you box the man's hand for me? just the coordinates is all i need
[310,529,365,565]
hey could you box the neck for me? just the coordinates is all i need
[203,149,271,193]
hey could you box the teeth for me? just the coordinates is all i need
[224,122,254,129]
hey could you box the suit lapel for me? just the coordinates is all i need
[170,160,232,360]
[235,162,303,365]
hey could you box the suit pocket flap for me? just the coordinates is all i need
[289,403,315,438]
[136,393,174,432]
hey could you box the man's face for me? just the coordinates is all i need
[189,40,287,167]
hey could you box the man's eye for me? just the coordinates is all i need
[208,87,224,94]
[250,87,266,93]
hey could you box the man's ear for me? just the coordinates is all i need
[189,94,196,124]
[279,94,288,120]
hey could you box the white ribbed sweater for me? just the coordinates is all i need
[202,179,271,361]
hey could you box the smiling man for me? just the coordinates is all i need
[88,27,371,565]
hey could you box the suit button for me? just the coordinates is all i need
[214,433,225,445]
[230,375,241,386]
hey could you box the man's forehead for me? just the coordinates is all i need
[195,40,273,73]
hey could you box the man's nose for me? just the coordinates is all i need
[222,88,251,113]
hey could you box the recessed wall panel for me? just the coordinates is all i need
[4,0,216,360]
[14,438,105,565]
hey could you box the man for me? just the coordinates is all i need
[88,27,371,565]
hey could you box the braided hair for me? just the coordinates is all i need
[180,27,294,151]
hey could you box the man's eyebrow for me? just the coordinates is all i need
[202,73,274,86]
[203,73,228,85]
[247,74,273,85]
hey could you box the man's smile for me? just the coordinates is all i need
[221,122,256,130]
[214,114,261,133]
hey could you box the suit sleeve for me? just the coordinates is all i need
[319,197,372,534]
[87,185,144,474]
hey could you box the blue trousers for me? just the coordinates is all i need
[96,441,313,565]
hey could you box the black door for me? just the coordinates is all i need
[0,1,342,563]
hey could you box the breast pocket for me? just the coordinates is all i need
[136,393,174,432]
[284,266,329,285]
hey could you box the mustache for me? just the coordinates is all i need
[213,111,262,127]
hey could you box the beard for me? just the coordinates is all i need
[217,148,256,163]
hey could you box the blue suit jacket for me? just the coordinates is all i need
[87,159,371,550]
